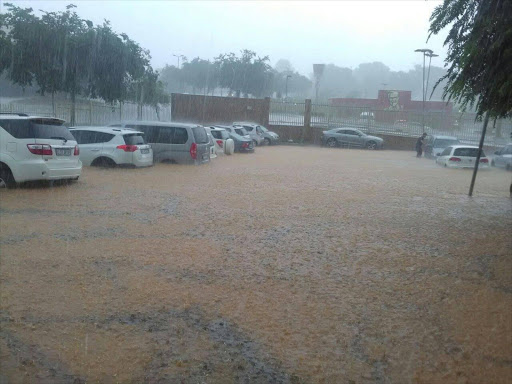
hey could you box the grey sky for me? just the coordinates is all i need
[4,1,448,75]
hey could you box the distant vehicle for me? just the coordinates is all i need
[436,145,489,168]
[204,127,217,160]
[204,126,235,155]
[321,127,384,149]
[218,125,254,152]
[69,127,153,167]
[233,122,279,145]
[424,135,460,158]
[232,123,264,146]
[0,114,81,188]
[110,122,210,165]
[491,143,512,170]
[359,111,375,120]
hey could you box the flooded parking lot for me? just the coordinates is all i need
[1,146,511,383]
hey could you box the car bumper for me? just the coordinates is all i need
[13,160,82,182]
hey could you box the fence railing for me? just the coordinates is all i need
[270,100,512,146]
[0,101,172,126]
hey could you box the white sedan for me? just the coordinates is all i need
[436,145,489,169]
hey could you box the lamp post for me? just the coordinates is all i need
[414,48,433,133]
[173,54,185,69]
[424,52,439,102]
[285,74,292,101]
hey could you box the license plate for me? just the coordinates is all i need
[55,148,71,156]
[140,149,149,154]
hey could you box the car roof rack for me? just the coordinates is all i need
[0,112,29,116]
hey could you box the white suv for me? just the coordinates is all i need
[0,114,82,188]
[69,126,153,167]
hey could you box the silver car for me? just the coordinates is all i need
[111,122,210,165]
[492,143,512,170]
[424,135,460,158]
[233,122,279,145]
[321,128,384,149]
[233,123,264,146]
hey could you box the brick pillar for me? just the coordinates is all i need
[263,97,271,126]
[303,99,312,143]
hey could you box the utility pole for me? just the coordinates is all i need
[173,53,185,69]
[415,48,433,133]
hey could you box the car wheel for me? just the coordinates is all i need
[326,138,337,148]
[264,137,271,146]
[92,157,116,168]
[0,166,15,188]
[366,141,377,150]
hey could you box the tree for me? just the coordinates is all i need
[429,0,512,118]
[274,59,294,74]
[429,0,512,196]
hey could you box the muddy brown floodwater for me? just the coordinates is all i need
[1,146,511,383]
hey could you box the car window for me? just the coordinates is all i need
[440,147,452,156]
[434,139,460,147]
[70,130,82,142]
[0,119,34,138]
[31,120,75,141]
[96,132,115,143]
[336,129,345,134]
[155,127,174,143]
[173,127,188,144]
[234,128,246,136]
[123,134,145,145]
[192,127,209,144]
[244,126,253,132]
[211,130,222,140]
[345,130,358,136]
[454,148,484,157]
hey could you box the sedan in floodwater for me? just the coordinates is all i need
[436,145,489,169]
[321,128,384,149]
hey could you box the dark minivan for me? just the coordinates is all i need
[111,122,210,164]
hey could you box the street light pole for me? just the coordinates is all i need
[173,54,185,69]
[415,48,433,134]
[424,52,439,101]
[285,75,292,101]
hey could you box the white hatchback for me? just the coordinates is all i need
[69,127,153,167]
[436,145,489,169]
[0,114,82,187]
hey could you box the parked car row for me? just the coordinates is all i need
[0,114,282,187]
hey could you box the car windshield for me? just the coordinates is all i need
[2,3,511,384]
[453,148,485,157]
[434,139,459,147]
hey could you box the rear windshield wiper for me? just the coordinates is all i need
[51,136,68,143]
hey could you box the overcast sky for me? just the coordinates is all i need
[3,1,448,75]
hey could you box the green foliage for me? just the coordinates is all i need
[0,2,169,111]
[429,0,512,118]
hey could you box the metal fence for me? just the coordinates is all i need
[270,100,512,146]
[0,101,172,126]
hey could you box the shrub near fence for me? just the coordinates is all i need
[0,101,171,126]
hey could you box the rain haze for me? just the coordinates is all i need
[1,1,511,383]
[4,0,448,74]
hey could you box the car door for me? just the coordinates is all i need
[343,130,361,147]
[499,145,512,167]
[72,130,102,166]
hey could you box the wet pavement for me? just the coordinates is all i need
[1,146,511,383]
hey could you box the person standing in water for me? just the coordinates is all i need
[416,133,427,158]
